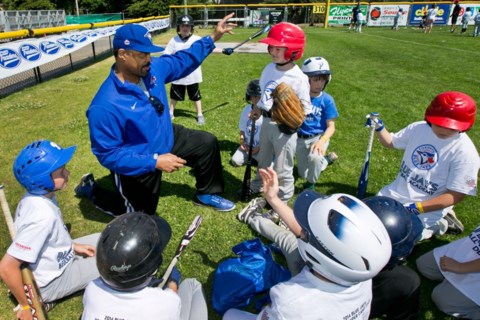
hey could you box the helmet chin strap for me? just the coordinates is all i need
[276,60,293,67]
[179,33,193,41]
[275,52,297,66]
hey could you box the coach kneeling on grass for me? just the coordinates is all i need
[79,14,236,216]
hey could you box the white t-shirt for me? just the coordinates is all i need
[257,267,372,320]
[164,34,203,85]
[475,13,480,23]
[462,11,473,23]
[239,104,263,148]
[258,62,312,115]
[7,193,74,287]
[427,8,438,20]
[379,121,479,203]
[433,226,480,306]
[82,277,182,319]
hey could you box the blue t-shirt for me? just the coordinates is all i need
[298,92,339,136]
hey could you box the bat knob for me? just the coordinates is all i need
[222,48,234,55]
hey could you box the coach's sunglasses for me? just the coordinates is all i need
[148,95,165,115]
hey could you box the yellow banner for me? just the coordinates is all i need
[313,5,326,14]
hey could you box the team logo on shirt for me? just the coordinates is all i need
[150,75,157,87]
[411,144,437,170]
[262,81,277,105]
[465,176,477,189]
[57,248,74,269]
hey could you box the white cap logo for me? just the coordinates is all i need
[124,39,130,46]
[144,31,153,44]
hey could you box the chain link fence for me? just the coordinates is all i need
[0,28,166,98]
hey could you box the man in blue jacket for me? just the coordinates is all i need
[79,14,236,216]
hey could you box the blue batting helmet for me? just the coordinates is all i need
[363,196,422,268]
[13,140,76,195]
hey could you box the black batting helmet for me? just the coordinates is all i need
[96,213,171,291]
[245,79,261,102]
[176,14,194,33]
[363,196,422,268]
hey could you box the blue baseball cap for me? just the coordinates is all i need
[113,24,164,53]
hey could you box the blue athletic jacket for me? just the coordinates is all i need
[87,36,215,176]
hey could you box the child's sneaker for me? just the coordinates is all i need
[444,210,464,234]
[197,115,205,125]
[303,182,315,190]
[74,173,95,198]
[237,197,266,223]
[326,152,338,165]
[262,210,280,224]
[193,194,235,212]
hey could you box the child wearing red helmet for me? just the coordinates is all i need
[249,22,312,203]
[366,91,479,240]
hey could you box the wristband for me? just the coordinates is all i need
[13,304,31,312]
[320,136,329,143]
[415,202,424,213]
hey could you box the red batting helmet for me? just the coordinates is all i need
[259,22,305,61]
[425,91,477,132]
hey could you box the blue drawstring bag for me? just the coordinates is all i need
[212,238,291,315]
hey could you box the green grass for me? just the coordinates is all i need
[0,25,479,319]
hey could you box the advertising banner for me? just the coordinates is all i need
[448,4,480,25]
[250,9,271,27]
[367,5,410,27]
[409,4,450,25]
[268,10,285,24]
[0,18,169,80]
[328,5,368,25]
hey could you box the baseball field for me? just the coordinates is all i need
[0,24,478,319]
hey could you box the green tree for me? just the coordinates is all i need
[4,0,55,10]
[126,0,175,17]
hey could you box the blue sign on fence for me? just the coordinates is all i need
[410,4,451,25]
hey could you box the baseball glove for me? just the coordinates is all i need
[271,82,306,132]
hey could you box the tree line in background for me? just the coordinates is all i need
[3,0,436,20]
[3,0,184,18]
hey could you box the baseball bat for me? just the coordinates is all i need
[0,185,48,320]
[158,215,203,288]
[222,25,271,55]
[357,115,377,199]
[241,116,257,202]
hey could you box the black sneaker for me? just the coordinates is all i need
[74,173,95,198]
[444,210,464,234]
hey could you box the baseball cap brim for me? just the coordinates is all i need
[113,24,165,53]
[293,190,323,229]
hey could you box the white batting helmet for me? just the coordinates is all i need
[293,191,392,286]
[301,57,332,88]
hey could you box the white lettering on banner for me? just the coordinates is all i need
[40,41,61,55]
[367,4,410,27]
[0,18,170,80]
[0,49,21,68]
[57,38,75,49]
[19,44,41,61]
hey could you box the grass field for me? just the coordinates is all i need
[0,24,479,319]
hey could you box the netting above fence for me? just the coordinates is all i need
[66,13,124,25]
